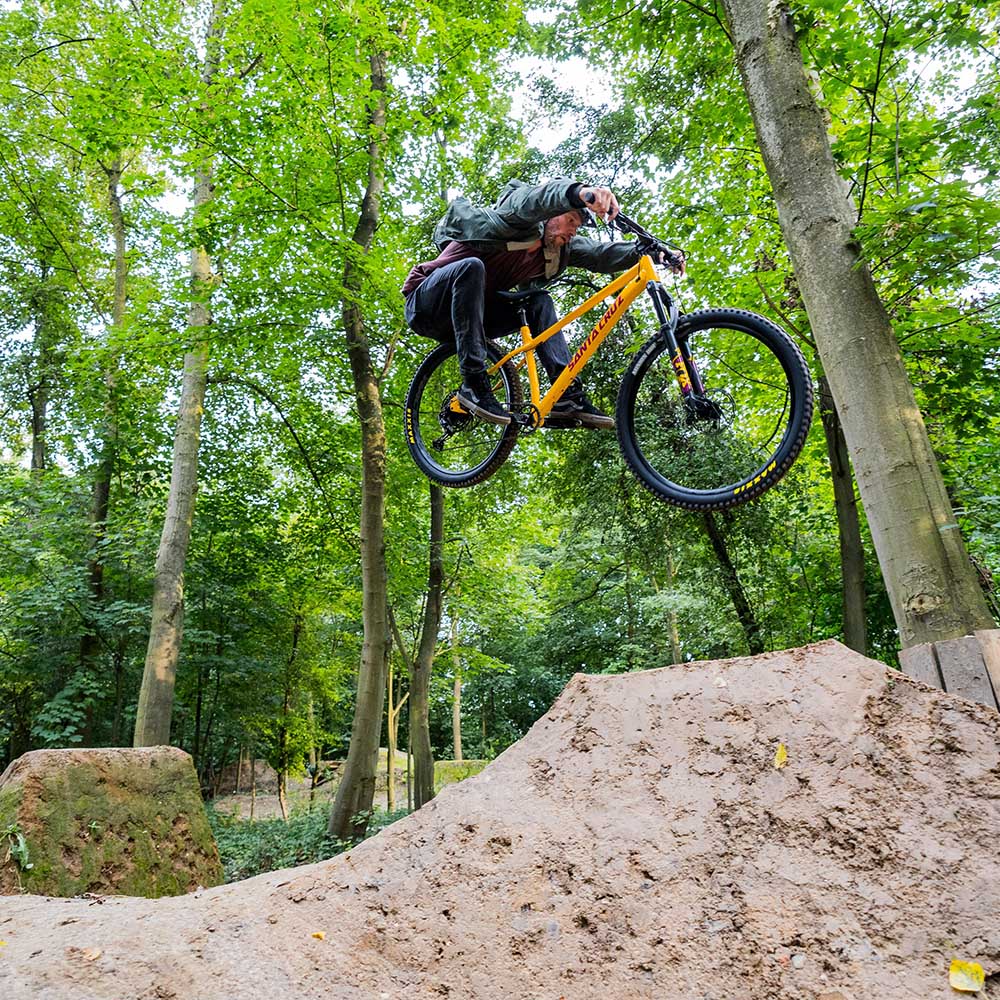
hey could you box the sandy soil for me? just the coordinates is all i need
[1,640,998,999]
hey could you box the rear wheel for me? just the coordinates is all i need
[616,309,813,510]
[404,340,522,487]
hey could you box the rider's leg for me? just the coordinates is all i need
[404,259,510,425]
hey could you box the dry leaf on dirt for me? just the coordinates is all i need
[311,931,326,940]
[949,958,985,992]
[774,743,788,769]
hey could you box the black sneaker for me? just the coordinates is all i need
[456,370,511,426]
[551,383,614,430]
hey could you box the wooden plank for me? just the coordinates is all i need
[898,642,943,689]
[974,629,1000,708]
[935,635,999,710]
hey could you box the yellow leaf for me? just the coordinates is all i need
[311,931,326,941]
[82,948,102,962]
[774,743,788,769]
[0,940,7,947]
[949,959,985,992]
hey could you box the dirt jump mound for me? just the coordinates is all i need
[1,640,998,999]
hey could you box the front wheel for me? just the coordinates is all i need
[404,340,522,487]
[616,309,813,510]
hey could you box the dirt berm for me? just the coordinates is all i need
[1,640,998,999]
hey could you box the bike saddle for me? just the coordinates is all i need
[495,288,549,306]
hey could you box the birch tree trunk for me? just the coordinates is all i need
[134,6,223,745]
[720,0,994,647]
[327,49,391,841]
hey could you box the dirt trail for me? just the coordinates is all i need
[1,640,998,999]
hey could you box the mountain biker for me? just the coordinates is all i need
[401,178,650,429]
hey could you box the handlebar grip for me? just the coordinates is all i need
[583,190,595,204]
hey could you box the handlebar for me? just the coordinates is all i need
[612,211,686,275]
[581,192,685,275]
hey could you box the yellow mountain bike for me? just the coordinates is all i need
[404,214,814,511]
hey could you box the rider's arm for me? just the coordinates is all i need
[494,178,593,227]
[566,235,645,273]
[568,235,686,275]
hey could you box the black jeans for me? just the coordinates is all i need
[404,258,570,379]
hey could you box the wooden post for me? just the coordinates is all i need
[899,629,1000,711]
[975,629,1000,699]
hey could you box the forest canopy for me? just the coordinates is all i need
[0,0,996,800]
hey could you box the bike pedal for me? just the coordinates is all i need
[542,415,583,429]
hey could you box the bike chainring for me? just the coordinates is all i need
[509,402,541,433]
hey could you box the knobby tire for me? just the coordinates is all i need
[616,308,813,511]
[404,340,522,488]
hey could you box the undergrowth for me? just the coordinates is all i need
[208,803,410,883]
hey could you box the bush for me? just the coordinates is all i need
[208,803,409,882]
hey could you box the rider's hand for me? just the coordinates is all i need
[657,247,686,276]
[579,185,620,221]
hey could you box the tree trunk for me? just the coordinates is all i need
[720,0,994,648]
[276,616,301,823]
[111,637,127,745]
[818,375,868,653]
[193,659,205,768]
[277,771,289,822]
[702,512,764,654]
[448,580,463,763]
[327,49,391,842]
[663,549,683,664]
[406,721,412,812]
[250,752,257,821]
[79,159,127,690]
[386,657,396,812]
[133,339,210,745]
[134,6,222,746]
[411,484,443,808]
[27,272,54,475]
[451,653,463,761]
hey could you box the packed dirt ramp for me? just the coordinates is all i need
[1,640,998,999]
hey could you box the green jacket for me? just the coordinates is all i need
[432,178,643,279]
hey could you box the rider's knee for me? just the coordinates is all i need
[451,256,486,284]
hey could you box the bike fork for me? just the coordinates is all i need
[645,282,706,398]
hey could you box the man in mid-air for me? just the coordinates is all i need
[401,178,652,429]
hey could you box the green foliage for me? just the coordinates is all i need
[2,823,34,872]
[0,0,995,791]
[208,803,409,882]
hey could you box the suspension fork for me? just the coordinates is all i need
[645,283,705,396]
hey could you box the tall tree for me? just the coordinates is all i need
[134,0,223,745]
[327,47,392,840]
[718,0,993,647]
[411,484,444,807]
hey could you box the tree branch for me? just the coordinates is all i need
[16,37,95,66]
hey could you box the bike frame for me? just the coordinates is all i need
[489,254,704,427]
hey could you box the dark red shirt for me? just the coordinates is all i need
[401,240,547,298]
